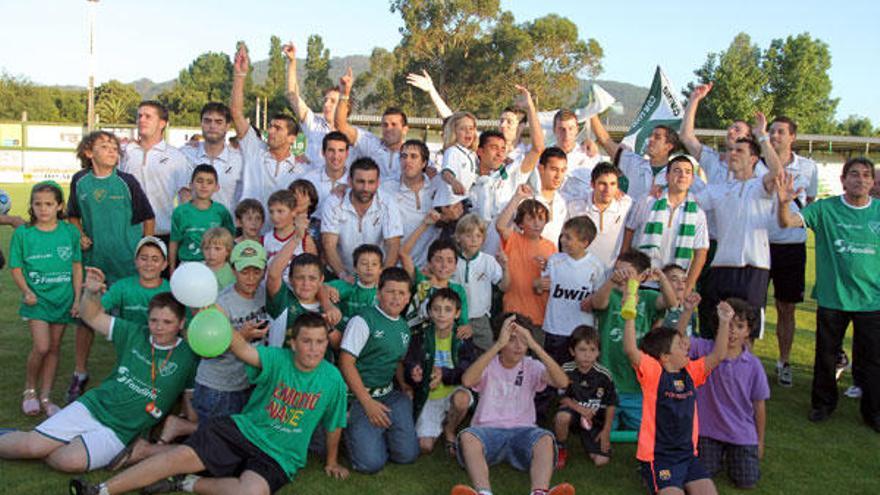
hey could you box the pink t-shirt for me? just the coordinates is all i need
[470,355,547,428]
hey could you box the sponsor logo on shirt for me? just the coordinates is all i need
[833,239,876,255]
[868,221,880,236]
[28,271,72,285]
[267,382,321,431]
[551,284,591,301]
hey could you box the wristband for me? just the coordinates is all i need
[234,72,247,78]
[757,135,769,143]
[339,95,350,101]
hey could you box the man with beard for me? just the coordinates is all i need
[321,158,403,282]
[567,162,633,270]
[335,68,409,180]
[231,44,305,206]
[181,102,243,211]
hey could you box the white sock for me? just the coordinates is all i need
[75,371,89,379]
[478,490,493,495]
[777,360,784,368]
[181,474,201,492]
[98,484,110,495]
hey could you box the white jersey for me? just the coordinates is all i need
[442,145,479,192]
[768,153,817,244]
[353,130,401,180]
[180,142,244,211]
[542,252,605,336]
[567,194,633,270]
[119,140,191,235]
[263,230,305,285]
[239,127,307,205]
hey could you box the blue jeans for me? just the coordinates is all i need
[344,390,419,473]
[192,383,251,421]
[457,426,555,471]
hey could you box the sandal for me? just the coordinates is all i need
[40,397,61,417]
[22,389,40,416]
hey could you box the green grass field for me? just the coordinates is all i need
[0,182,877,494]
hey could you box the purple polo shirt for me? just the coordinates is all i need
[689,338,770,445]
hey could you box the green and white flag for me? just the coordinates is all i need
[621,66,684,155]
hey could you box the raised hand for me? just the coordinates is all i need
[282,41,296,61]
[514,84,534,109]
[515,184,534,199]
[423,210,442,226]
[753,112,768,138]
[775,172,800,204]
[84,266,107,293]
[234,44,249,74]
[339,67,353,95]
[496,314,516,348]
[690,82,713,102]
[682,292,701,311]
[717,300,735,324]
[405,70,436,93]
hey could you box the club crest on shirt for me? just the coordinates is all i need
[673,379,685,392]
[596,387,604,398]
[401,332,410,347]
[868,221,880,236]
[659,469,672,481]
[57,246,73,261]
[92,189,107,202]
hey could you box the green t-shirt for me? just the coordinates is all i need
[596,288,660,394]
[427,333,455,401]
[802,196,880,311]
[406,267,469,334]
[662,306,696,337]
[233,347,347,480]
[343,305,411,390]
[68,168,152,284]
[267,286,321,330]
[78,318,198,444]
[101,276,171,326]
[9,222,82,323]
[213,262,235,291]
[327,278,376,328]
[170,201,235,262]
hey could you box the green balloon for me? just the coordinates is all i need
[187,307,233,358]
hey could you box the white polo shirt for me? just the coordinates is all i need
[537,192,568,246]
[618,150,707,202]
[695,177,774,269]
[626,194,710,270]
[470,161,530,223]
[567,193,633,270]
[558,147,601,202]
[301,167,348,219]
[239,127,307,205]
[320,190,403,273]
[381,175,438,267]
[119,140,190,235]
[300,109,332,166]
[767,153,817,245]
[353,130,401,180]
[453,251,503,319]
[542,251,605,335]
[180,142,244,211]
[442,145,479,193]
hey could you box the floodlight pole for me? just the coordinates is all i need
[86,0,99,133]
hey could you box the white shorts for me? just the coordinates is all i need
[35,401,126,471]
[415,388,473,439]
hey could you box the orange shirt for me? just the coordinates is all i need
[501,231,556,326]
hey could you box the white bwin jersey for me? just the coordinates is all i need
[542,252,606,336]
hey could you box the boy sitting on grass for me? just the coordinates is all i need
[404,289,478,456]
[687,297,769,489]
[553,325,617,469]
[622,277,732,495]
[452,313,574,495]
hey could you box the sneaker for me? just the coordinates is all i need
[778,363,793,387]
[835,351,850,381]
[66,374,89,404]
[548,483,576,495]
[844,385,863,399]
[555,446,568,470]
[141,474,186,494]
[450,485,478,495]
[68,478,99,495]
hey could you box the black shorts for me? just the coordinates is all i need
[558,407,611,457]
[185,417,289,494]
[700,266,769,339]
[769,243,806,303]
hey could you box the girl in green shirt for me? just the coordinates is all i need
[9,181,82,417]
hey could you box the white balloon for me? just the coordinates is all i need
[170,262,218,308]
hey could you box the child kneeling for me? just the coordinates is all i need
[452,314,574,495]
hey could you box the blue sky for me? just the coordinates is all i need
[2,0,877,124]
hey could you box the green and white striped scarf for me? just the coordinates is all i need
[638,193,699,269]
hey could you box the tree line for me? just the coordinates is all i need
[0,0,875,137]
